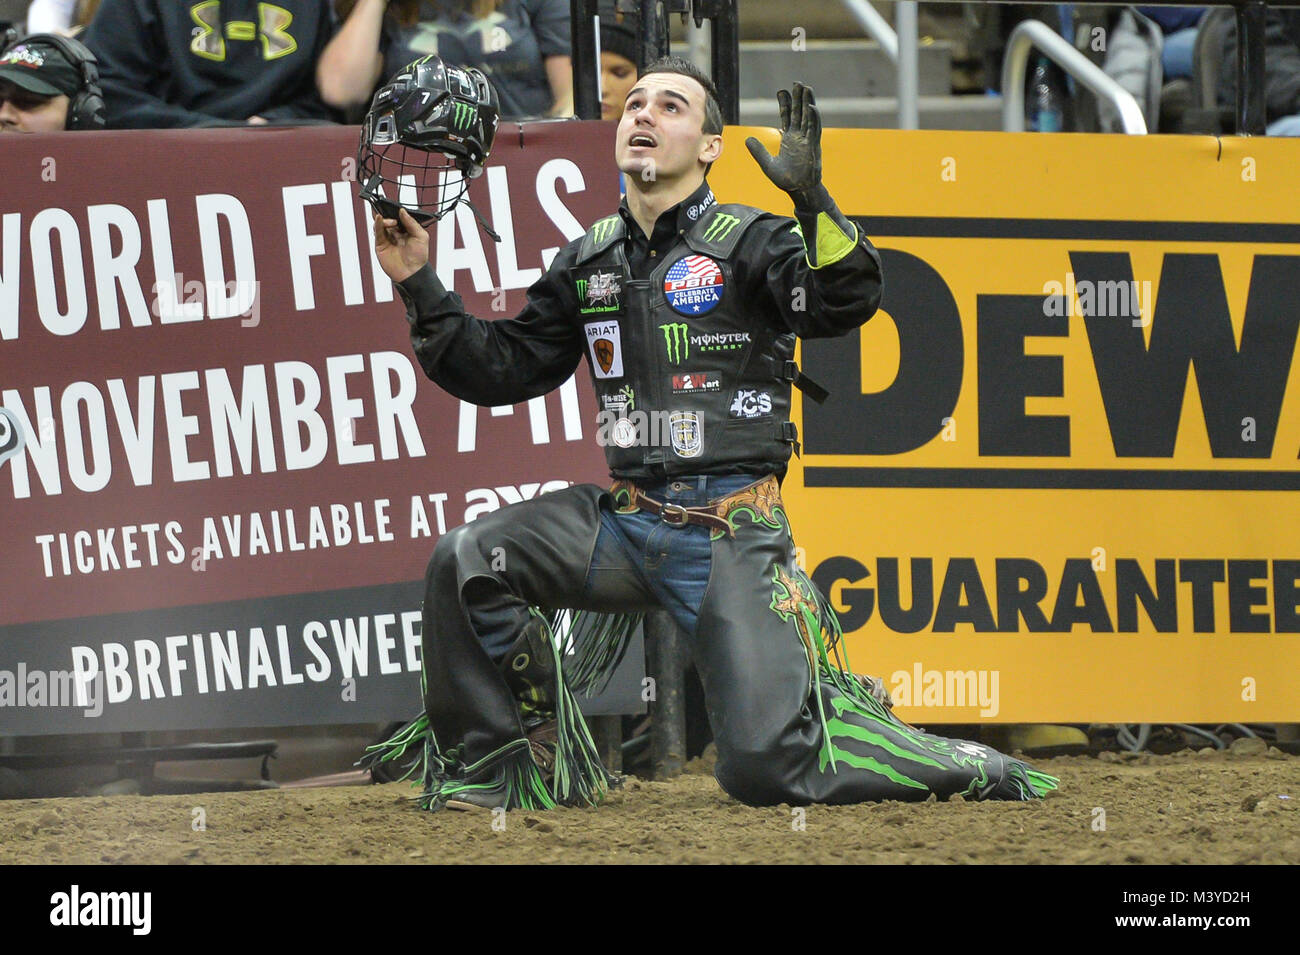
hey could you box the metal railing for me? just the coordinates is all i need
[570,0,740,123]
[571,0,1292,136]
[1001,18,1148,133]
[843,0,920,130]
[842,0,899,61]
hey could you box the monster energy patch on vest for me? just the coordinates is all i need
[573,267,624,315]
[663,254,724,316]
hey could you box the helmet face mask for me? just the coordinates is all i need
[357,56,500,224]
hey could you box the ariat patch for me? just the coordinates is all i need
[574,268,624,315]
[663,254,724,316]
[684,189,716,222]
[584,321,624,379]
[668,411,703,458]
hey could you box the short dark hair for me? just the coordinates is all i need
[641,55,723,135]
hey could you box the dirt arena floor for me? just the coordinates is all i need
[2,745,1297,865]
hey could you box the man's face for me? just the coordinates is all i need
[0,85,69,133]
[615,72,721,185]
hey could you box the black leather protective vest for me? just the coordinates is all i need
[570,203,801,479]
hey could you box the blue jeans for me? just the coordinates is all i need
[471,473,768,660]
[583,474,762,640]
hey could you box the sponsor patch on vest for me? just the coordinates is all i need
[601,385,635,415]
[611,417,638,448]
[663,254,724,316]
[574,268,624,315]
[668,410,703,458]
[657,324,751,365]
[670,372,721,394]
[584,321,624,379]
[729,389,773,418]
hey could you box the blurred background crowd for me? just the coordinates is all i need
[1,0,1298,135]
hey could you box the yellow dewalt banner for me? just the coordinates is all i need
[716,127,1300,723]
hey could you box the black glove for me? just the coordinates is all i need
[746,82,858,268]
[745,82,824,207]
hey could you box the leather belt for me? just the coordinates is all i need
[609,480,740,538]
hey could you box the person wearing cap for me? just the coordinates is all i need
[0,34,87,132]
[597,3,637,120]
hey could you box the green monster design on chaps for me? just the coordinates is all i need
[362,482,1057,810]
[766,561,1058,801]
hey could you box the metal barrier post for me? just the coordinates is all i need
[571,0,600,120]
[645,610,687,779]
[1236,0,1268,134]
[896,0,920,129]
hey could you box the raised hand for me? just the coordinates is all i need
[745,81,822,203]
[372,207,430,284]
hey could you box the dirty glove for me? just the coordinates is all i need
[745,82,859,268]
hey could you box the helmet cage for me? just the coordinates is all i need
[356,56,499,225]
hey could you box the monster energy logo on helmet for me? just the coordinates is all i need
[451,101,477,130]
[659,322,689,364]
[702,212,740,243]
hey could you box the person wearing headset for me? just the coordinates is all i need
[0,31,105,132]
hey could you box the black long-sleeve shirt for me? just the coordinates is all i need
[396,180,883,409]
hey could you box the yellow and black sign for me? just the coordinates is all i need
[719,127,1300,722]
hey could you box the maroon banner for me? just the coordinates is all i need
[1,123,621,628]
[0,122,651,734]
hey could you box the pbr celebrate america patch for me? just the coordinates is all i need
[663,254,724,316]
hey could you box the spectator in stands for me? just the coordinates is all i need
[24,0,97,36]
[1219,8,1300,136]
[1099,6,1206,133]
[319,0,572,120]
[0,31,103,131]
[1143,6,1204,82]
[82,0,338,128]
[597,0,636,120]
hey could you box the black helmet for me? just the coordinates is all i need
[357,55,501,225]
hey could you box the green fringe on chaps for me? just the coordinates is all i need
[362,477,1057,808]
[776,563,1058,801]
[550,608,644,697]
[362,609,633,811]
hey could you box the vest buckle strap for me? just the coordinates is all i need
[779,421,802,458]
[771,358,830,405]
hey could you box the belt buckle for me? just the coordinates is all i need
[660,503,689,527]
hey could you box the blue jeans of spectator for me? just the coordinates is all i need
[1161,27,1197,80]
[1266,114,1300,136]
